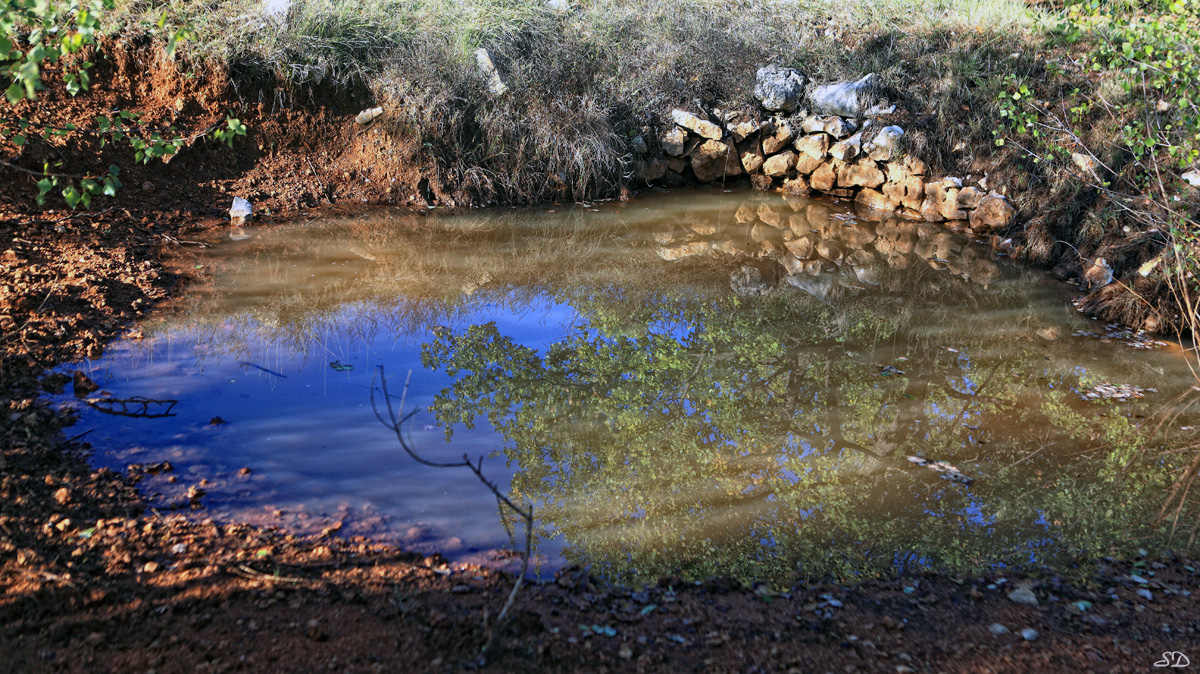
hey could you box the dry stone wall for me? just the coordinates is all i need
[633,69,1016,239]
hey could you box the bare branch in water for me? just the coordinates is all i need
[86,396,178,419]
[370,366,534,662]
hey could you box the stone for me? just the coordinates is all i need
[989,623,1010,635]
[838,159,885,189]
[354,107,383,125]
[957,186,983,209]
[229,197,252,225]
[1020,628,1039,642]
[1184,168,1200,187]
[762,122,795,154]
[1083,257,1114,289]
[658,241,709,261]
[631,135,648,154]
[1007,586,1039,607]
[754,65,808,112]
[661,127,687,156]
[809,74,880,117]
[783,176,811,196]
[738,139,765,174]
[800,116,826,134]
[810,161,838,191]
[546,0,569,11]
[763,151,798,177]
[1071,152,1097,172]
[794,133,830,160]
[672,109,723,141]
[921,182,965,221]
[666,157,687,173]
[855,188,893,212]
[475,48,508,96]
[919,194,944,222]
[691,139,742,182]
[968,192,1015,232]
[822,116,856,139]
[941,176,963,189]
[730,119,761,142]
[829,132,862,162]
[795,153,823,175]
[883,175,925,210]
[865,125,904,161]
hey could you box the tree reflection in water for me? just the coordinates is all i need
[420,262,1185,585]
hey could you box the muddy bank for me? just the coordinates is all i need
[2,42,1199,672]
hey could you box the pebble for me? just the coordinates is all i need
[1007,586,1039,607]
[1021,628,1039,641]
[988,623,1010,635]
[1137,588,1153,601]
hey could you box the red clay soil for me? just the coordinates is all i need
[3,43,1200,674]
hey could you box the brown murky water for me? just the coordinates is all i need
[63,188,1200,583]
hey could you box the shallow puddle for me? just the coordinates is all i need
[62,189,1199,583]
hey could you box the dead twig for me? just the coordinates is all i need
[371,367,533,663]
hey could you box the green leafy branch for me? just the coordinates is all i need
[1,0,246,208]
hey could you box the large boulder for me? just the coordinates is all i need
[672,109,723,140]
[754,65,808,112]
[809,74,881,118]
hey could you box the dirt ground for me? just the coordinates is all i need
[3,43,1200,674]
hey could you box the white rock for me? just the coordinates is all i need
[1007,586,1038,607]
[475,48,508,96]
[229,197,252,224]
[671,109,723,140]
[1021,628,1039,641]
[809,74,881,118]
[1183,168,1200,187]
[754,64,808,113]
[988,623,1010,635]
[546,0,569,11]
[355,107,383,125]
[866,125,904,161]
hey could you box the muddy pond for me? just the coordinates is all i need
[61,189,1199,584]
